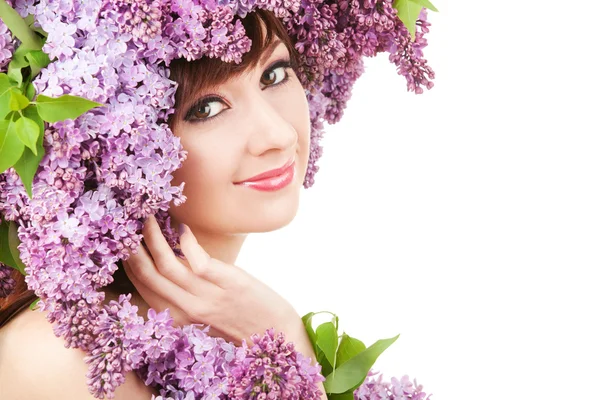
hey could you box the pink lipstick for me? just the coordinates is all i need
[235,159,295,192]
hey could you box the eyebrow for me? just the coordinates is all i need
[179,39,285,120]
[259,39,283,66]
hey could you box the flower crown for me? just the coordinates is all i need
[0,0,436,398]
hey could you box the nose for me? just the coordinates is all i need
[245,95,297,157]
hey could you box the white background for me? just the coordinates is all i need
[239,1,600,399]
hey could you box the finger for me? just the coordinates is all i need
[127,236,217,297]
[122,259,179,315]
[142,214,177,265]
[179,224,241,288]
[142,214,200,288]
[122,252,212,320]
[179,224,211,275]
[123,259,206,328]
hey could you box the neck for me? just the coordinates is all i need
[189,227,248,265]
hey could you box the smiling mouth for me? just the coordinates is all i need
[234,160,296,192]
[234,158,295,184]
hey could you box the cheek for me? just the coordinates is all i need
[296,94,311,166]
[281,86,311,148]
[169,139,239,226]
[173,138,238,188]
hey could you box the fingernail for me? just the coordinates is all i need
[178,223,186,236]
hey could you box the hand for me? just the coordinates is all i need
[122,215,304,347]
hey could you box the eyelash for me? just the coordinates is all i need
[184,59,295,124]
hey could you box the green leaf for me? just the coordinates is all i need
[302,312,333,376]
[0,220,18,269]
[302,312,318,350]
[13,141,44,198]
[23,13,49,38]
[8,221,26,274]
[14,116,39,155]
[25,83,35,100]
[9,88,30,111]
[13,106,45,198]
[411,0,438,12]
[324,334,400,394]
[29,297,40,310]
[0,74,17,120]
[336,333,367,367]
[318,348,333,377]
[393,0,424,39]
[333,313,340,331]
[0,73,13,92]
[25,50,51,78]
[35,94,103,123]
[316,322,339,369]
[23,105,44,131]
[0,0,44,50]
[7,45,31,86]
[23,14,34,26]
[0,119,25,174]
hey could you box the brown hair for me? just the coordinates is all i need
[168,8,300,128]
[0,9,299,327]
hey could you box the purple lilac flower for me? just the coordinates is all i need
[285,1,434,184]
[226,328,325,399]
[0,1,435,397]
[0,20,15,70]
[0,263,16,298]
[144,326,324,400]
[152,385,195,400]
[354,370,432,400]
[141,322,244,398]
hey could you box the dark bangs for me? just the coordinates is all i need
[168,9,300,126]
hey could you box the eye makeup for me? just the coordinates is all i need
[182,58,295,124]
[183,95,229,124]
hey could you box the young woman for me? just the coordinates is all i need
[0,1,435,399]
[0,9,327,399]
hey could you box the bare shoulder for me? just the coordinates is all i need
[0,307,157,400]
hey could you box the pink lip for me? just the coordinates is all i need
[237,158,295,183]
[235,159,295,192]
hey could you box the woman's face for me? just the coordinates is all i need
[168,39,311,236]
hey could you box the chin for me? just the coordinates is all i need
[233,184,302,233]
[250,207,299,233]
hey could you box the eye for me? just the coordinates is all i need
[260,60,293,88]
[183,60,294,123]
[185,96,229,123]
[261,67,285,86]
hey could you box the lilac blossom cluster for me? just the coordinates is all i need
[286,0,434,185]
[0,263,16,298]
[0,18,14,70]
[84,295,325,399]
[226,328,325,399]
[150,368,433,400]
[354,370,432,400]
[0,0,434,398]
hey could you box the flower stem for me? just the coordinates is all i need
[0,0,43,50]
